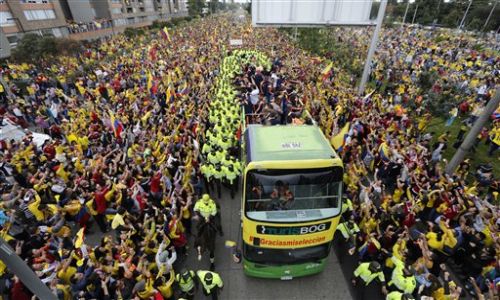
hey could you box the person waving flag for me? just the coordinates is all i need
[161,26,171,42]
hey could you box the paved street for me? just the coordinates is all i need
[181,188,353,300]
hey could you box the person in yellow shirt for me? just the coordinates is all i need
[27,190,45,222]
[488,122,499,157]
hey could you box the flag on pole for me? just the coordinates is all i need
[147,71,153,92]
[75,227,85,249]
[180,82,189,95]
[331,122,350,151]
[321,62,334,80]
[378,141,391,161]
[109,110,124,138]
[148,45,157,61]
[161,26,171,42]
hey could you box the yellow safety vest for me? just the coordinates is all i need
[197,271,223,294]
[175,270,195,292]
[194,200,217,219]
[354,263,385,285]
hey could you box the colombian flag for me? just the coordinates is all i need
[378,141,391,161]
[147,71,153,92]
[321,62,333,80]
[109,110,124,138]
[148,45,157,61]
[74,227,85,249]
[161,26,171,42]
[331,122,350,152]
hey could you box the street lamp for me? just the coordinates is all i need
[459,0,473,29]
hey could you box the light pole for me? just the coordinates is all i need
[445,87,500,174]
[459,0,473,29]
[482,0,498,32]
[401,0,411,26]
[0,238,57,300]
[411,3,419,24]
[358,0,388,94]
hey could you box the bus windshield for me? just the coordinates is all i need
[245,167,343,222]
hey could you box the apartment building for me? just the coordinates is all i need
[103,0,187,28]
[0,0,69,45]
[0,0,187,58]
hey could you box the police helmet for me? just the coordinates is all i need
[402,294,415,300]
[202,194,210,203]
[181,269,190,281]
[368,261,381,273]
[204,272,213,284]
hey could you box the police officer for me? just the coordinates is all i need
[352,261,387,298]
[175,269,197,300]
[202,141,212,155]
[213,164,224,199]
[222,164,237,199]
[196,270,223,300]
[337,216,360,241]
[207,146,220,165]
[200,163,215,193]
[387,255,416,294]
[193,194,223,236]
[336,215,360,263]
[386,291,415,300]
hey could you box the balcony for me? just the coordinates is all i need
[67,19,113,34]
[20,0,50,3]
[19,1,55,10]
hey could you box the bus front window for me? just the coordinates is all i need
[245,167,342,222]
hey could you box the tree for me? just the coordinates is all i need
[11,34,84,63]
[245,0,251,15]
[56,38,82,57]
[37,36,58,58]
[11,33,43,63]
[187,0,205,16]
[208,0,218,13]
[384,0,500,30]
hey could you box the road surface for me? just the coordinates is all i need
[183,188,353,300]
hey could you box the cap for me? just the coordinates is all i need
[204,272,213,282]
[402,294,415,300]
[368,261,381,273]
[202,194,210,201]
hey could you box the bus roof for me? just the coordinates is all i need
[245,125,339,163]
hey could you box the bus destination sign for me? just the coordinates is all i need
[256,222,331,235]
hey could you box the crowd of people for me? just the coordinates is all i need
[0,13,498,300]
[0,16,244,299]
[67,19,114,34]
[310,27,499,299]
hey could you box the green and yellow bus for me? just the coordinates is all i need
[241,124,344,279]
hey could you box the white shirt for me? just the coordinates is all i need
[250,88,259,105]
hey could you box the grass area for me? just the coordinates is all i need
[426,116,500,178]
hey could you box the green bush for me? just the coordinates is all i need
[10,34,73,63]
[419,71,438,91]
[56,38,83,57]
[434,35,447,43]
[472,43,484,51]
[123,27,145,38]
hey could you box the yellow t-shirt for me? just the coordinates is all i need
[57,266,76,284]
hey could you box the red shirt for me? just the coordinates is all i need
[94,187,109,214]
[150,172,162,194]
[11,281,31,300]
[92,170,104,186]
[43,144,56,160]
